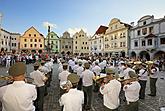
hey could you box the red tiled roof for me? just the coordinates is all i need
[145,33,157,38]
[95,25,108,35]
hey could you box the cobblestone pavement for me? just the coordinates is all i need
[0,64,165,111]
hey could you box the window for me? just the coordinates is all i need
[79,35,81,37]
[114,43,117,48]
[56,41,58,44]
[82,47,83,49]
[120,33,122,38]
[142,28,147,35]
[86,42,87,44]
[34,44,37,47]
[39,39,41,42]
[75,41,77,44]
[100,40,101,43]
[2,41,3,45]
[29,34,31,37]
[62,46,64,49]
[76,36,77,39]
[134,41,138,47]
[142,40,146,46]
[115,25,117,29]
[83,42,84,44]
[30,39,33,42]
[24,44,27,47]
[75,46,77,49]
[148,39,152,46]
[40,44,42,47]
[149,27,153,34]
[123,42,126,47]
[56,45,58,48]
[87,47,89,49]
[94,41,97,44]
[4,36,5,38]
[24,39,27,42]
[120,42,122,47]
[65,45,68,48]
[84,47,86,49]
[143,21,146,25]
[160,38,165,45]
[51,41,54,44]
[111,36,113,40]
[30,44,32,47]
[69,46,71,49]
[51,35,53,38]
[35,39,37,42]
[34,34,36,37]
[137,30,141,36]
[114,35,117,39]
[123,33,126,37]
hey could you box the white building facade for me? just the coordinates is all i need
[130,15,165,60]
[0,29,20,52]
[90,25,108,55]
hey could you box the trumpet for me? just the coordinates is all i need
[0,75,34,84]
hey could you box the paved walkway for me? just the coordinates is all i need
[0,64,165,111]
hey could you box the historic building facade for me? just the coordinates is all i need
[59,31,73,54]
[20,26,45,53]
[45,31,59,53]
[104,18,131,57]
[90,25,108,55]
[0,28,20,52]
[73,29,90,55]
[129,15,165,60]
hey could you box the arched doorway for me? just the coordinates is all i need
[130,51,136,58]
[153,51,165,59]
[121,51,125,57]
[139,51,150,60]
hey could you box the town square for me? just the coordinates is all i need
[0,0,165,111]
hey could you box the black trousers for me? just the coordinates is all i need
[139,80,147,99]
[35,85,45,111]
[125,101,138,111]
[150,77,157,96]
[83,85,93,108]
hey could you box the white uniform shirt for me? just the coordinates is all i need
[82,69,95,87]
[73,64,79,73]
[100,79,121,109]
[0,81,37,111]
[59,88,84,111]
[30,70,46,87]
[150,67,159,78]
[92,65,101,76]
[77,66,84,78]
[123,81,141,102]
[138,68,148,81]
[59,70,70,85]
[39,65,49,74]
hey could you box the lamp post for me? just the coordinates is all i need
[47,25,51,54]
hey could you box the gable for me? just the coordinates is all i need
[46,31,59,39]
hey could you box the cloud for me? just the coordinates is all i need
[43,21,57,29]
[67,27,87,36]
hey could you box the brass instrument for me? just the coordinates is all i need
[0,75,34,84]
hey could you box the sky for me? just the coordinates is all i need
[0,0,165,37]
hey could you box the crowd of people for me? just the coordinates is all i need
[0,52,164,111]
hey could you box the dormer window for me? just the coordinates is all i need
[143,21,146,25]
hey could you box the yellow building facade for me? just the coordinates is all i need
[20,26,45,53]
[104,18,131,57]
[73,29,90,55]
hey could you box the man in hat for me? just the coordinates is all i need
[123,71,141,111]
[59,63,71,96]
[30,62,47,111]
[59,73,84,111]
[0,62,37,111]
[82,63,95,110]
[138,63,148,99]
[76,61,84,90]
[100,68,121,111]
[148,63,159,97]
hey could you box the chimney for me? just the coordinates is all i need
[130,22,134,27]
